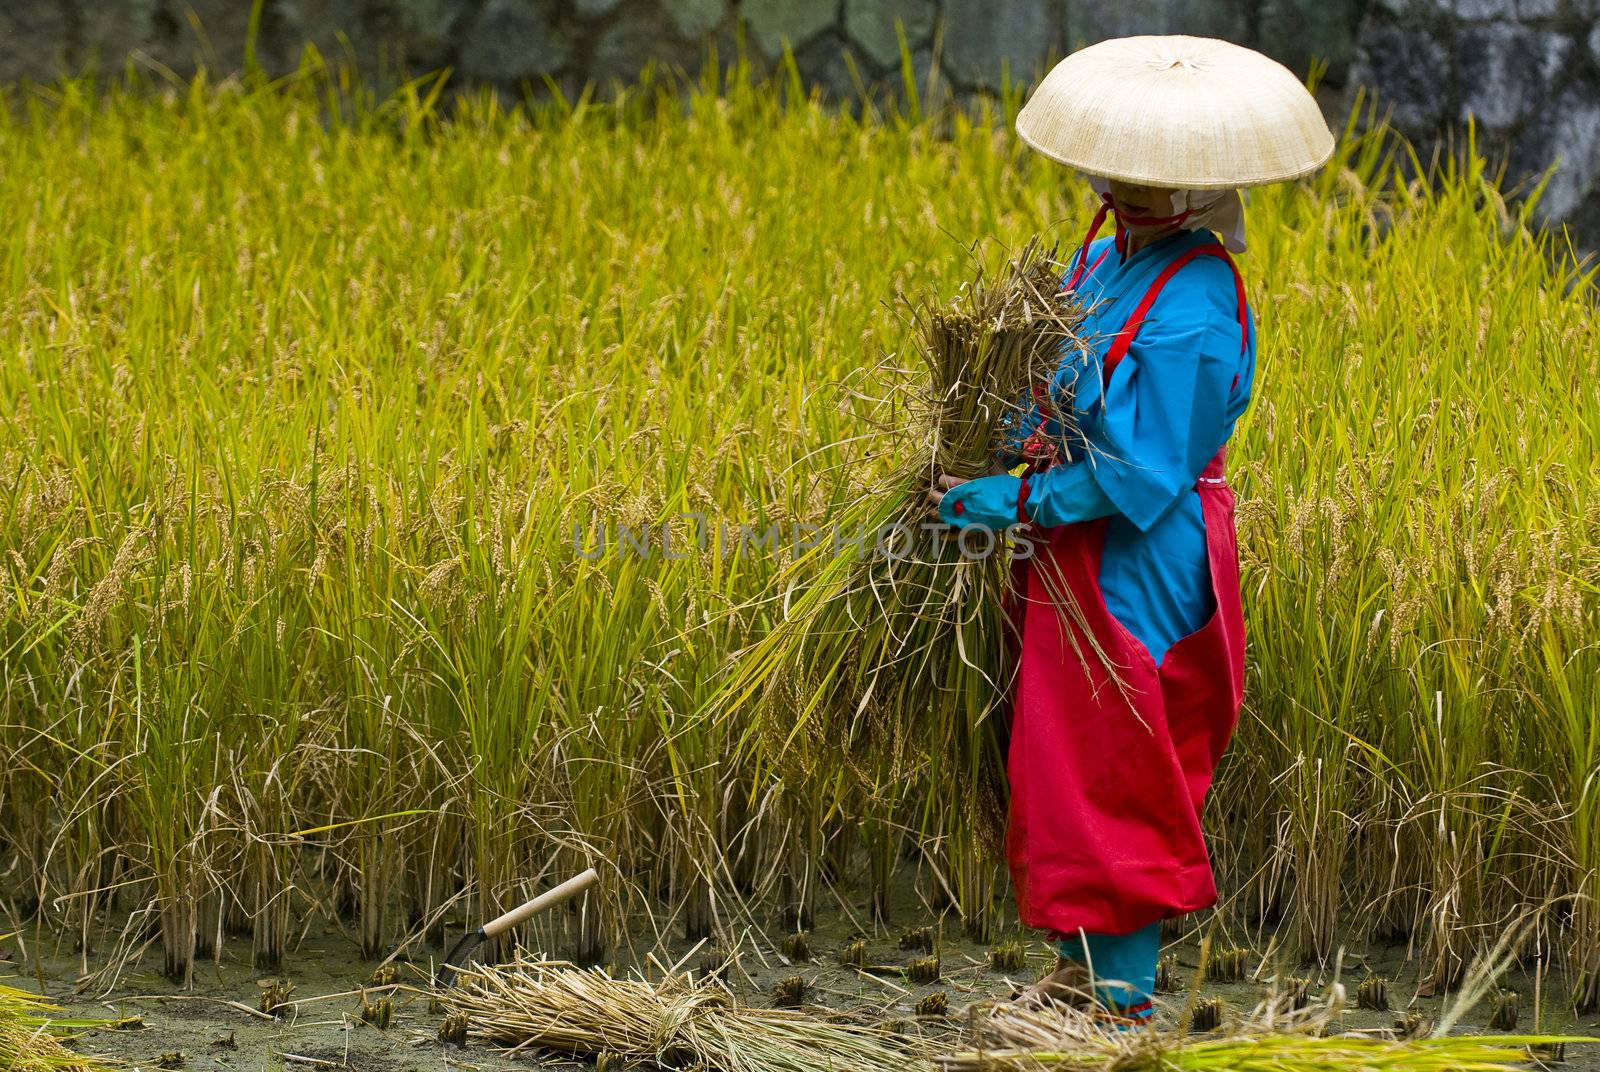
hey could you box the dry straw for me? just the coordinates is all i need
[947,933,1593,1072]
[433,952,1593,1072]
[943,991,1590,1072]
[436,955,933,1072]
[0,984,111,1071]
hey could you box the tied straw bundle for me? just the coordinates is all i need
[437,955,934,1072]
[716,241,1101,875]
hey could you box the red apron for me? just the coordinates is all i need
[1005,243,1248,938]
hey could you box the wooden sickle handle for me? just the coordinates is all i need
[481,868,600,939]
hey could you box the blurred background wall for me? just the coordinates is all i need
[2,1,1597,238]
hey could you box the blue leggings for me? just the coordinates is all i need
[1056,921,1160,1017]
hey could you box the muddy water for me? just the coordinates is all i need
[8,878,1599,1071]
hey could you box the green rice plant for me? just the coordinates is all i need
[0,52,1596,1000]
[220,550,313,971]
[1526,630,1600,1011]
[124,608,233,983]
[1230,104,1599,978]
[315,451,414,959]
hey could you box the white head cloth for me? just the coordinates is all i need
[1087,175,1247,254]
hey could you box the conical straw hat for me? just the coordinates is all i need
[1016,36,1334,189]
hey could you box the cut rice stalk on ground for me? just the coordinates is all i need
[0,984,113,1071]
[434,955,938,1072]
[942,995,1592,1072]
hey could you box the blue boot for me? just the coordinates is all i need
[1055,921,1161,1028]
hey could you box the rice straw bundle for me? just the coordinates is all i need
[716,241,1091,873]
[436,955,935,1072]
[0,984,111,1071]
[941,993,1591,1072]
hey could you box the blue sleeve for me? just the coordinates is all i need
[1024,258,1246,532]
[1022,462,1118,527]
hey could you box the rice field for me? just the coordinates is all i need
[1,50,1597,1042]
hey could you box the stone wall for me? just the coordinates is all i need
[3,1,1598,239]
[0,1,1367,101]
[1351,0,1600,235]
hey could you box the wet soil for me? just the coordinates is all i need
[5,879,1598,1071]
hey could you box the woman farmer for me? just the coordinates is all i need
[929,36,1332,1024]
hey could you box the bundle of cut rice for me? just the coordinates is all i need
[942,989,1590,1072]
[716,240,1093,861]
[0,984,111,1072]
[436,955,934,1072]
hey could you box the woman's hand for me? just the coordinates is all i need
[925,473,972,512]
[927,461,1013,511]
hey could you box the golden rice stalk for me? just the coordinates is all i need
[0,984,114,1071]
[437,955,934,1072]
[716,239,1096,855]
[940,993,1591,1072]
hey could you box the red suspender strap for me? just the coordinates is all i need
[1083,246,1112,281]
[1063,196,1112,293]
[1101,244,1250,383]
[1062,207,1113,292]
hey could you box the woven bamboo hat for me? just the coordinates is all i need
[1016,35,1334,189]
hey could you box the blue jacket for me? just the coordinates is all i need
[1023,228,1255,664]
